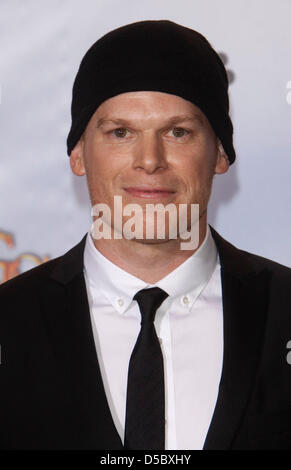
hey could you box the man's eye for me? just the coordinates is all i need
[169,127,190,138]
[112,128,129,138]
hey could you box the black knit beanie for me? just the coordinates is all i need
[67,20,236,164]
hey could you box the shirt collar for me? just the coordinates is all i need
[83,225,218,314]
[156,225,218,311]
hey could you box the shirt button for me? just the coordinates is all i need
[182,295,189,305]
[158,337,163,345]
[117,298,124,307]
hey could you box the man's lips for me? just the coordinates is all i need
[123,186,176,199]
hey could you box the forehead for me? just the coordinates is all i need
[93,91,205,121]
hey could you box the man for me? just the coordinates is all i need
[1,20,291,451]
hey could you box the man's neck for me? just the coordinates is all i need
[91,220,208,284]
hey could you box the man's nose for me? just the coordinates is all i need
[132,132,168,174]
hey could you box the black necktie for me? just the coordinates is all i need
[124,287,169,450]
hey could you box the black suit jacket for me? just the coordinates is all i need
[1,227,291,450]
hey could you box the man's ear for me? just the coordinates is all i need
[214,139,230,175]
[70,136,86,176]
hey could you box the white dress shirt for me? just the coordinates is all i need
[83,225,224,450]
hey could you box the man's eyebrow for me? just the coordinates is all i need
[96,114,203,128]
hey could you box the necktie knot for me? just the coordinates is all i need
[133,287,169,324]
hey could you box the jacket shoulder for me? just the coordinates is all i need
[210,226,291,286]
[0,256,62,297]
[0,235,87,299]
[238,248,291,277]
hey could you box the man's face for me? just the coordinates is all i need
[70,91,229,243]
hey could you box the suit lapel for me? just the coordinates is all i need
[203,228,271,449]
[41,235,123,449]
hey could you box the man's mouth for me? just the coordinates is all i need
[123,186,176,199]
